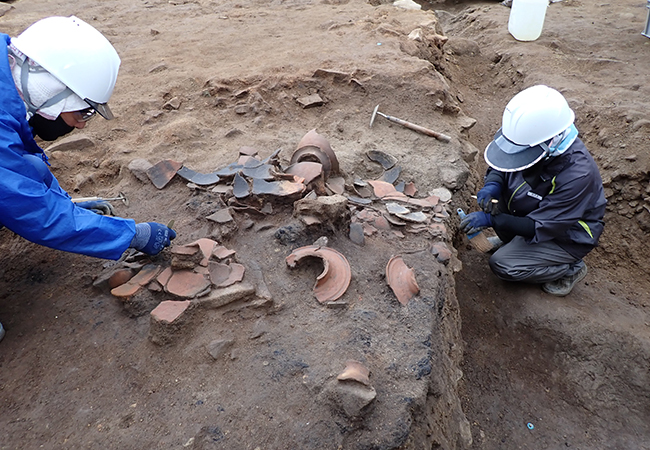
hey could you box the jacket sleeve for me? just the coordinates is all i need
[0,115,136,260]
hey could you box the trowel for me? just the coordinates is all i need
[370,105,451,142]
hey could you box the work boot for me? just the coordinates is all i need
[0,322,5,342]
[542,262,588,297]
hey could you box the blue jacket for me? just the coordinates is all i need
[0,34,135,260]
[488,138,606,259]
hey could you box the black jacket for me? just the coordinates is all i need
[486,138,606,259]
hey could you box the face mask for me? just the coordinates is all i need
[28,114,75,141]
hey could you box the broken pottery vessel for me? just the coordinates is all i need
[285,245,352,303]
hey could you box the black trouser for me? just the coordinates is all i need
[488,236,584,283]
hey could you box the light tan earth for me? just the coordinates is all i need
[1,0,649,449]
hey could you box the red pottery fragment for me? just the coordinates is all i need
[110,264,161,297]
[111,282,141,298]
[165,270,211,298]
[285,161,323,184]
[147,159,183,189]
[131,264,163,286]
[385,256,419,305]
[285,245,351,303]
[208,262,231,286]
[212,245,236,260]
[367,180,403,199]
[151,300,191,324]
[326,176,345,195]
[108,269,134,289]
[208,262,246,288]
[251,178,305,197]
[404,182,417,197]
[191,238,219,266]
[337,360,371,386]
[157,267,173,287]
[239,146,259,156]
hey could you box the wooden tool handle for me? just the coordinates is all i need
[385,114,451,142]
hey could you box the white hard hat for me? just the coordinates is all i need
[12,16,121,119]
[484,85,575,172]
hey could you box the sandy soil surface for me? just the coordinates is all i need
[1,0,649,449]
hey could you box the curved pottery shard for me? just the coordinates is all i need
[337,360,371,386]
[386,256,419,305]
[286,245,351,303]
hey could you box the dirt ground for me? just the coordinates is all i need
[1,0,650,449]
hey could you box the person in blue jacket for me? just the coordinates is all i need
[0,17,177,341]
[460,85,606,297]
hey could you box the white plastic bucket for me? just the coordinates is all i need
[508,0,549,42]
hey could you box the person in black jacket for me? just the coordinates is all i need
[461,85,606,296]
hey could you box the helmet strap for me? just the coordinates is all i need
[17,56,72,117]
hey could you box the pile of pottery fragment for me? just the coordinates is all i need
[94,129,455,345]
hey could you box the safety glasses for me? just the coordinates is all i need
[73,107,97,122]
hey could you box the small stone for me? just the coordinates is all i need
[297,93,324,108]
[163,97,181,110]
[192,283,256,309]
[0,3,13,17]
[128,158,154,183]
[250,318,269,339]
[207,208,234,224]
[324,379,377,418]
[430,242,452,264]
[349,222,365,245]
[147,280,163,292]
[206,338,235,360]
[429,187,452,203]
[148,62,166,73]
[45,135,95,152]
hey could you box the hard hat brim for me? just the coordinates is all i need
[484,129,547,172]
[85,98,114,120]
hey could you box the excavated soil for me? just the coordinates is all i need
[1,0,650,449]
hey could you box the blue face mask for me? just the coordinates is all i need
[547,124,578,157]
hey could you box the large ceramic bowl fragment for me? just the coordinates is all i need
[385,256,419,305]
[290,129,339,180]
[285,245,351,303]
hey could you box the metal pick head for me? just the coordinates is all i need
[370,104,379,128]
[117,192,129,206]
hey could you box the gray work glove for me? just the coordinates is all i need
[76,200,117,216]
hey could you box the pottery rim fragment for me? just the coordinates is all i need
[285,245,352,303]
[385,256,419,305]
